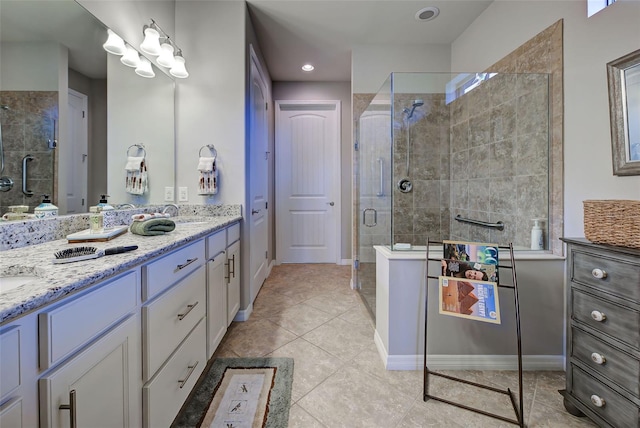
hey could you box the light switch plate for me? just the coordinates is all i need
[178,187,189,202]
[164,186,174,202]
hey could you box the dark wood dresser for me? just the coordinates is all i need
[561,238,640,427]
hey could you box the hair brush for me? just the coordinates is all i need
[53,245,138,264]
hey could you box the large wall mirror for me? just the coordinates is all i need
[0,0,175,216]
[608,48,640,176]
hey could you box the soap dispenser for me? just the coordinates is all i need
[530,219,544,250]
[96,194,114,211]
[34,194,58,218]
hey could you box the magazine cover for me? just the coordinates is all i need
[438,276,501,324]
[442,240,499,283]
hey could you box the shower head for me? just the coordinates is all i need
[402,99,424,119]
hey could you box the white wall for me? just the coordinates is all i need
[352,44,451,93]
[451,0,640,238]
[272,81,352,261]
[175,1,246,206]
[0,42,61,90]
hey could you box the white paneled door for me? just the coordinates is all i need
[249,46,269,303]
[66,89,88,214]
[275,101,340,263]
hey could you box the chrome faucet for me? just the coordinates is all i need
[162,204,179,217]
[116,203,136,209]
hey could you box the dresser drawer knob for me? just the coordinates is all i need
[591,268,607,279]
[591,352,606,365]
[591,310,606,322]
[590,394,606,408]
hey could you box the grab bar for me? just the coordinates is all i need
[376,158,384,197]
[22,154,34,196]
[455,214,504,231]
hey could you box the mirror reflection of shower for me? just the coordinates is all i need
[0,105,14,193]
[397,99,423,193]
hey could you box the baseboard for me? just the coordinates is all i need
[340,258,352,266]
[266,259,276,277]
[234,303,253,322]
[383,354,564,371]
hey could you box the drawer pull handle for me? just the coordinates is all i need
[175,257,198,272]
[590,394,606,408]
[178,361,199,389]
[177,301,199,320]
[591,352,606,365]
[590,310,606,322]
[59,389,77,428]
[591,268,607,279]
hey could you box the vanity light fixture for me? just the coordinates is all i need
[302,64,314,72]
[140,19,189,78]
[135,57,155,78]
[120,45,141,68]
[103,29,126,55]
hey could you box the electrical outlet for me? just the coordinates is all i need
[178,187,189,202]
[164,186,174,202]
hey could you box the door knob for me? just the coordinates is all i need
[327,202,334,206]
[252,209,261,214]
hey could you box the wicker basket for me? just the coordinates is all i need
[583,200,640,249]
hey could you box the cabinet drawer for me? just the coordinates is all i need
[0,397,22,427]
[39,271,138,369]
[206,229,226,259]
[572,288,640,349]
[570,364,639,428]
[572,250,640,303]
[0,327,21,400]
[572,327,640,397]
[228,222,240,244]
[143,265,206,380]
[143,239,205,301]
[143,319,206,428]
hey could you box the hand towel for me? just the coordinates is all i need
[198,156,218,195]
[129,218,175,236]
[125,157,148,195]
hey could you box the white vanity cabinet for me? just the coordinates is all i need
[226,222,241,326]
[37,270,142,428]
[206,229,228,358]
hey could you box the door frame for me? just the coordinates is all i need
[274,100,341,265]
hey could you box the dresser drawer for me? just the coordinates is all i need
[143,265,206,379]
[572,250,640,303]
[143,239,205,301]
[572,327,640,397]
[0,327,21,400]
[143,319,206,428]
[570,364,639,428]
[39,270,138,369]
[572,288,640,349]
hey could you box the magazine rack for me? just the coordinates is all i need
[423,239,523,427]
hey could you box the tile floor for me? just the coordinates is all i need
[213,264,597,428]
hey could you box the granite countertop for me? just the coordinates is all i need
[0,215,241,324]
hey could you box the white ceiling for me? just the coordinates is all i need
[246,0,493,81]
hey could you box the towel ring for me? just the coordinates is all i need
[199,144,217,159]
[127,144,146,157]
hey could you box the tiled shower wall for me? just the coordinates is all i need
[447,74,549,248]
[0,91,58,215]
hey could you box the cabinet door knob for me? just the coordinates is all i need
[591,352,606,365]
[590,394,606,408]
[591,268,607,279]
[590,310,606,322]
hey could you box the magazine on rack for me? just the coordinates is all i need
[438,276,501,324]
[441,240,499,283]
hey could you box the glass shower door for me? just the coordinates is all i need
[356,90,393,320]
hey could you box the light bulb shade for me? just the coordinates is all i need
[140,27,161,56]
[156,43,175,68]
[103,29,126,55]
[120,45,140,67]
[170,55,189,78]
[135,57,155,78]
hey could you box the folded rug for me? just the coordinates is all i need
[130,218,175,236]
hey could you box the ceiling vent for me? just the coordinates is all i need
[415,6,440,22]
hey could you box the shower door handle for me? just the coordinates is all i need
[22,154,34,196]
[376,158,384,197]
[363,208,377,227]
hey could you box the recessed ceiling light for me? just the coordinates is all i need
[415,6,440,22]
[301,64,314,72]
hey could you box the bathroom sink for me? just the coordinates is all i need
[0,276,39,293]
